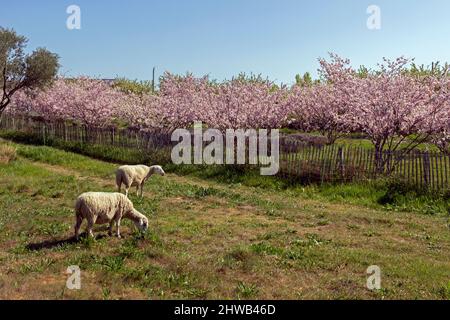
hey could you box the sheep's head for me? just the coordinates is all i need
[133,210,149,233]
[149,165,165,177]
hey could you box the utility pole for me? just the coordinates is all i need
[152,67,155,93]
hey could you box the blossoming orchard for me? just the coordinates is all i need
[7,54,450,157]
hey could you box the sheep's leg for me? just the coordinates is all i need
[108,221,115,236]
[125,187,129,198]
[115,218,122,238]
[74,216,83,240]
[136,185,139,197]
[86,217,95,238]
[117,182,122,193]
[140,184,144,197]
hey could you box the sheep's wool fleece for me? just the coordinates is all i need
[75,192,133,224]
[117,165,149,186]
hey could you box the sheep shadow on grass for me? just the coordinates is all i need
[26,232,108,251]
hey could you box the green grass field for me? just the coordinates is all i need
[0,139,449,299]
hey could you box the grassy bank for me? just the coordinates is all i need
[0,139,449,299]
[167,164,450,216]
[1,130,449,216]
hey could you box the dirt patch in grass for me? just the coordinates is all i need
[32,162,114,189]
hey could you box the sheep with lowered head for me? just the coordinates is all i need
[116,165,165,197]
[74,192,148,240]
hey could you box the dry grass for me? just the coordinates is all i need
[0,141,17,164]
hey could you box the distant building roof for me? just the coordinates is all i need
[101,79,116,85]
[63,78,116,85]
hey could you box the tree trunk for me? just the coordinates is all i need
[374,143,384,174]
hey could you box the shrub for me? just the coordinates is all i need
[113,78,154,95]
[378,179,427,205]
[377,178,449,215]
[280,133,328,153]
[0,130,44,145]
[0,142,17,164]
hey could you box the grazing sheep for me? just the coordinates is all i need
[116,165,165,197]
[74,192,148,240]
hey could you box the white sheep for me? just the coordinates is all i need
[74,192,148,240]
[116,165,165,197]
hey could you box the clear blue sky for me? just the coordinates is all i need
[1,0,450,84]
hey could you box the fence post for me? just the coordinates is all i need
[42,123,46,145]
[337,146,344,180]
[79,126,82,145]
[422,152,431,188]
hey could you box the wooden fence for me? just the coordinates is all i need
[278,142,450,190]
[1,115,449,191]
[0,115,173,151]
